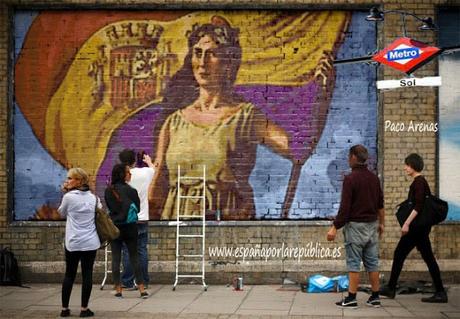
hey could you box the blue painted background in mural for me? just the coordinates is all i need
[13,11,68,220]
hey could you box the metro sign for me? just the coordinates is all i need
[372,37,441,74]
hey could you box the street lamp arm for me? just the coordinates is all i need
[382,10,428,23]
[366,7,437,37]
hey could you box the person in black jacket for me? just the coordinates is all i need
[105,163,148,299]
[380,153,447,303]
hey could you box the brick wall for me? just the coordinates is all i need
[1,0,460,284]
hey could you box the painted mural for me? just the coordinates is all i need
[439,8,460,221]
[13,10,377,221]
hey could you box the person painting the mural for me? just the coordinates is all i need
[380,154,448,303]
[149,16,293,220]
[327,145,385,309]
[104,163,148,299]
[58,168,100,318]
[118,149,155,289]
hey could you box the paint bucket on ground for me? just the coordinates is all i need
[233,276,243,290]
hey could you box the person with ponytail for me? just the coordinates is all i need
[104,163,148,299]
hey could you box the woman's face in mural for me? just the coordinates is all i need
[192,35,227,89]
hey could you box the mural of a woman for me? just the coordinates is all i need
[13,10,359,220]
[151,16,293,220]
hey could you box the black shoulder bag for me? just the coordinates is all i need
[396,188,448,228]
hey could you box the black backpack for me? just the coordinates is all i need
[0,247,22,286]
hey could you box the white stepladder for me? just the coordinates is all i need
[172,165,207,291]
[100,245,112,290]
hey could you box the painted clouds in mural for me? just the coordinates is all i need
[13,10,377,220]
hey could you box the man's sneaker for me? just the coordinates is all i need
[366,296,381,308]
[335,296,358,308]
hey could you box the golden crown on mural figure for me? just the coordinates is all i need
[105,22,164,48]
[88,22,176,109]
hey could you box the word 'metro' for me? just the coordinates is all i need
[387,47,420,61]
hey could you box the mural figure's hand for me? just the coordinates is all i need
[314,50,334,86]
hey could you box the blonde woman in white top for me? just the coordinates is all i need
[58,168,100,318]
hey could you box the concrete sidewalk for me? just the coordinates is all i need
[1,284,460,319]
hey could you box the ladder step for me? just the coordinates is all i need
[177,275,203,278]
[179,195,205,199]
[178,234,204,238]
[180,177,204,180]
[180,254,204,258]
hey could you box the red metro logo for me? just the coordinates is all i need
[372,37,441,74]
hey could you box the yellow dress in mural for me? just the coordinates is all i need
[162,103,261,220]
